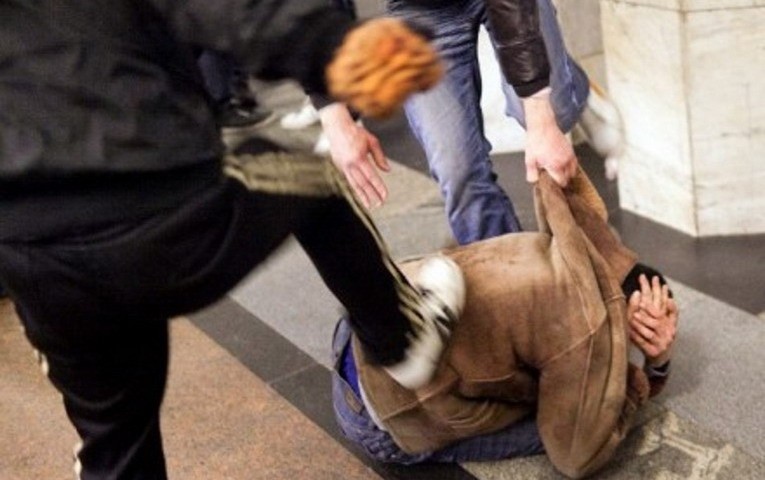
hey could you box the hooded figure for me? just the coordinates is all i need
[345,171,671,478]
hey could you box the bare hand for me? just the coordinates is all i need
[320,103,390,208]
[522,89,578,187]
[627,274,678,366]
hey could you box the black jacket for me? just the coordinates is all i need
[485,0,550,96]
[400,0,551,96]
[0,0,354,238]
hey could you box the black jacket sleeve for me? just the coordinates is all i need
[145,0,356,94]
[485,0,551,97]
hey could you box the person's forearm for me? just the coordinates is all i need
[521,87,577,186]
[537,350,639,479]
[522,87,558,133]
[485,0,551,97]
[319,102,355,135]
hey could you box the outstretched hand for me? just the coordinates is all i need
[627,274,678,366]
[320,103,390,208]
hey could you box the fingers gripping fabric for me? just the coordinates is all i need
[327,18,444,118]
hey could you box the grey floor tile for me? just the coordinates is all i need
[465,411,765,480]
[190,298,315,383]
[655,281,765,461]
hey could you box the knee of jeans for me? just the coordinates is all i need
[331,379,420,464]
[333,405,408,463]
[437,156,501,205]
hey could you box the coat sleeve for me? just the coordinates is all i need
[144,0,355,94]
[531,174,652,478]
[485,0,551,97]
[534,267,650,479]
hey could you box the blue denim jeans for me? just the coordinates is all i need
[331,317,545,464]
[388,0,589,244]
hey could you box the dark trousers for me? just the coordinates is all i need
[197,49,253,107]
[0,152,417,479]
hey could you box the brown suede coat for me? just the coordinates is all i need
[354,174,652,479]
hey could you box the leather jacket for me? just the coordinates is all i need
[486,0,551,96]
[395,0,551,96]
[354,174,657,479]
[0,0,354,238]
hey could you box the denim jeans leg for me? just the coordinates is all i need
[331,318,430,464]
[426,416,545,463]
[389,0,522,244]
[486,0,590,132]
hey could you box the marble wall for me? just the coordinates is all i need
[601,0,765,236]
[554,0,607,86]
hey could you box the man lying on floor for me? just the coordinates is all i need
[330,172,678,479]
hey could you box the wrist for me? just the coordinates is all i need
[526,86,552,100]
[319,103,356,137]
[645,359,671,378]
[319,102,353,123]
[522,88,557,131]
[646,351,672,369]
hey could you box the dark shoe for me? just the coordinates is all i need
[218,100,275,129]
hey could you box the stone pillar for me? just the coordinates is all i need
[601,0,765,236]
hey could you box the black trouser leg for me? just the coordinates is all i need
[294,195,418,365]
[0,221,175,479]
[57,322,169,480]
[0,147,425,478]
[225,146,421,365]
[10,298,169,480]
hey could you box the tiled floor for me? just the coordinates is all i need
[3,1,764,475]
[0,302,379,480]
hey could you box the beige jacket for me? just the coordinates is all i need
[354,174,653,479]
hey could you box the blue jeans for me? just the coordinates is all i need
[331,317,545,464]
[388,0,589,244]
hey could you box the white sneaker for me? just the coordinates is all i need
[578,82,625,181]
[384,256,465,390]
[280,99,320,130]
